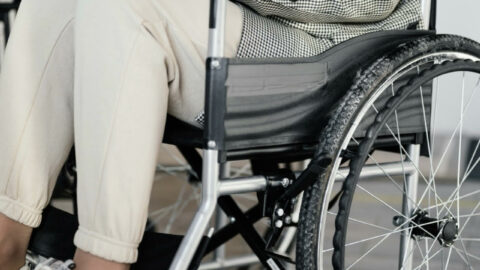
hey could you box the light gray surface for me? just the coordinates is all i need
[436,0,480,136]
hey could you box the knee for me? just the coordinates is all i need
[0,239,26,267]
[0,214,32,264]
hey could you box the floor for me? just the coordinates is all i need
[51,146,480,269]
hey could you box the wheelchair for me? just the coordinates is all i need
[2,0,478,269]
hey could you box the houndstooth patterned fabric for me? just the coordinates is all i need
[195,0,422,125]
[235,0,422,58]
[236,7,334,58]
[194,113,205,127]
[235,0,401,24]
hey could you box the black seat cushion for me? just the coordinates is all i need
[163,115,203,148]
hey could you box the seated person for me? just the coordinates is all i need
[0,0,421,269]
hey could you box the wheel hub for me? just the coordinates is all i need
[409,210,458,247]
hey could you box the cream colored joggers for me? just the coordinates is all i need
[0,0,242,263]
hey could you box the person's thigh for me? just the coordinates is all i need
[131,0,243,125]
[73,0,243,263]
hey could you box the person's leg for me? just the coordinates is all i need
[74,249,128,270]
[0,0,75,268]
[72,0,242,266]
[0,215,31,268]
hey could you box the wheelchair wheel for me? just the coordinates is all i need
[296,35,480,269]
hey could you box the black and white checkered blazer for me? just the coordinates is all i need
[236,0,402,23]
[234,0,423,58]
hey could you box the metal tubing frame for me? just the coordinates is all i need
[171,1,435,269]
[217,196,285,269]
[205,204,263,254]
[197,160,417,269]
[169,0,227,268]
[170,150,220,270]
[171,156,419,269]
[421,0,432,30]
[207,0,226,58]
[218,176,268,196]
[199,254,259,270]
[398,144,421,270]
[335,161,417,181]
[212,164,230,265]
[212,210,227,263]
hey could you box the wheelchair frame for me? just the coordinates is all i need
[0,0,442,269]
[169,0,438,269]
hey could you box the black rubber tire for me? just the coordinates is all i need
[332,59,480,270]
[296,34,480,270]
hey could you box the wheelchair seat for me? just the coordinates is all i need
[163,115,203,148]
[163,30,434,161]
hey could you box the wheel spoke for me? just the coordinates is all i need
[443,247,453,270]
[328,68,480,269]
[418,68,440,218]
[414,247,443,270]
[458,200,480,236]
[382,122,437,194]
[421,83,441,219]
[460,238,480,241]
[452,245,480,262]
[425,75,480,216]
[463,155,480,183]
[327,211,391,231]
[456,72,466,228]
[373,121,450,216]
[414,228,445,270]
[345,217,415,270]
[438,162,480,218]
[452,246,473,269]
[357,184,408,219]
[458,236,474,269]
[399,221,417,269]
[425,239,431,270]
[464,139,480,176]
[356,183,443,240]
[430,76,440,153]
[323,217,445,253]
[427,74,479,180]
[459,212,480,218]
[350,137,420,209]
[414,238,426,264]
[392,83,410,208]
[423,189,480,213]
[427,151,480,218]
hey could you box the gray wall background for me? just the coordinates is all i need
[437,0,480,42]
[436,0,480,137]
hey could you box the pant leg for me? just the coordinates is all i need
[0,0,75,227]
[73,0,242,263]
